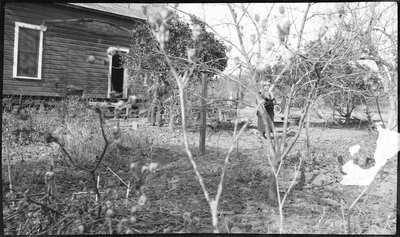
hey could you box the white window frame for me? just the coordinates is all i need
[107,47,129,98]
[13,22,46,80]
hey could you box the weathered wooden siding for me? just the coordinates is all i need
[3,3,142,98]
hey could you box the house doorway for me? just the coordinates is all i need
[111,54,123,95]
[108,47,129,99]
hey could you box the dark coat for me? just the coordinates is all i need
[257,97,275,133]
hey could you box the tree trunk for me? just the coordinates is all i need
[345,113,351,126]
[199,74,208,155]
[281,96,287,112]
[268,151,280,205]
[345,104,350,126]
[268,174,278,203]
[156,103,162,127]
[149,103,156,125]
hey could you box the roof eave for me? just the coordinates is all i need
[56,3,147,22]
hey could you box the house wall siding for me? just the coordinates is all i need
[3,3,142,99]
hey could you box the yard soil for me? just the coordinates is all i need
[2,109,397,234]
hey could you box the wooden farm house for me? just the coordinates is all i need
[3,3,158,101]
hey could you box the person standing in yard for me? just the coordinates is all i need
[257,81,275,139]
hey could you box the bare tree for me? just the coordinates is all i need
[143,2,397,233]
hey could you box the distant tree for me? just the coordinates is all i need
[298,2,397,127]
[296,39,373,125]
[124,12,227,125]
[346,2,398,129]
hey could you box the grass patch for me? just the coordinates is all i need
[2,98,396,234]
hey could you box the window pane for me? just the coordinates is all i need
[17,52,38,77]
[18,28,40,52]
[17,27,40,77]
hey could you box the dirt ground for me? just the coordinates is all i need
[2,108,397,234]
[143,125,396,234]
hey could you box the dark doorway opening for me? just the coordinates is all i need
[111,54,124,96]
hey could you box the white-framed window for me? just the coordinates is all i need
[13,22,46,79]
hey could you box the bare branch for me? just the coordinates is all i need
[228,4,254,74]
